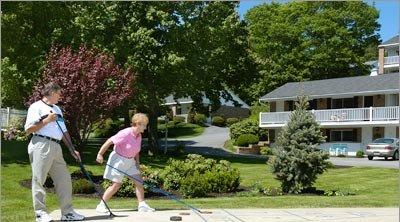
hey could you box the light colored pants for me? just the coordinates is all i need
[28,136,73,215]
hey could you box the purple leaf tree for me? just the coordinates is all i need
[28,45,135,147]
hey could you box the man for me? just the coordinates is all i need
[25,82,84,222]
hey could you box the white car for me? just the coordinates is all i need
[365,138,399,160]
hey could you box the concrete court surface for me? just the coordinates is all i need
[50,208,398,222]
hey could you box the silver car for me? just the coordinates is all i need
[366,138,399,160]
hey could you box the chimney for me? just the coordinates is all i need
[378,47,385,75]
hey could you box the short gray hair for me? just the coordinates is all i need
[41,82,61,96]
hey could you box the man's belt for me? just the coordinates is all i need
[33,134,61,144]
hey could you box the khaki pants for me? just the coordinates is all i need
[28,136,73,215]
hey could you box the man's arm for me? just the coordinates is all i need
[61,131,81,161]
[25,113,57,135]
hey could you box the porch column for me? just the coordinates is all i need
[361,127,373,146]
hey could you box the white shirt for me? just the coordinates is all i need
[24,100,67,140]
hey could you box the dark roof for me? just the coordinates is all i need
[380,35,399,46]
[260,73,399,102]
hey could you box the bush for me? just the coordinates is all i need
[194,114,207,125]
[234,134,259,147]
[157,119,166,124]
[140,165,163,189]
[356,150,364,158]
[260,146,273,156]
[212,116,225,127]
[173,116,185,124]
[229,118,267,142]
[71,169,93,179]
[226,118,239,126]
[92,118,123,138]
[72,179,95,194]
[161,154,240,197]
[179,172,211,197]
[3,117,28,141]
[250,182,282,196]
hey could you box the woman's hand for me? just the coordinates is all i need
[96,153,104,164]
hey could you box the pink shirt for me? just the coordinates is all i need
[110,127,141,158]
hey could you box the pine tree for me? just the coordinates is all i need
[270,95,329,194]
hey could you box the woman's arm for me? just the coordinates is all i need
[96,139,113,164]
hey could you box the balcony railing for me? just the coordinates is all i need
[260,106,399,126]
[384,56,399,65]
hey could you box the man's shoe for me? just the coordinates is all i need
[35,210,53,222]
[61,209,84,221]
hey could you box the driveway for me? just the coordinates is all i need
[329,157,399,169]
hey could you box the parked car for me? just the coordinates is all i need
[366,138,399,160]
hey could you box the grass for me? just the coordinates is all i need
[157,122,205,139]
[1,140,399,222]
[223,139,235,153]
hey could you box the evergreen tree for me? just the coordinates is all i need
[270,95,329,194]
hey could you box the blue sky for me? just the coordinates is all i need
[237,0,399,42]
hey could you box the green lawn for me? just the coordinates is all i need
[158,122,205,139]
[1,140,398,222]
[223,139,235,153]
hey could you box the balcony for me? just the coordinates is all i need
[260,106,399,128]
[384,56,399,65]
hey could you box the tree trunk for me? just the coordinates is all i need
[147,109,160,155]
[144,78,160,155]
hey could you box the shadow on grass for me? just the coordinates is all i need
[1,139,266,169]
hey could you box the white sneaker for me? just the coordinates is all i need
[138,202,155,212]
[96,202,109,214]
[35,210,53,222]
[61,209,85,221]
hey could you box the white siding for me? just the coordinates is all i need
[384,126,397,138]
[361,126,373,145]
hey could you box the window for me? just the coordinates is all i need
[364,96,373,107]
[308,99,317,110]
[332,98,355,109]
[372,138,394,144]
[330,130,355,142]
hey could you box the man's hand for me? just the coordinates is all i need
[43,112,57,124]
[96,153,104,164]
[72,150,81,162]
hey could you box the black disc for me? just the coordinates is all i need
[170,216,182,221]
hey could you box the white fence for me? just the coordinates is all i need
[0,107,27,128]
[384,56,399,65]
[260,106,400,125]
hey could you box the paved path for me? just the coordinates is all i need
[50,208,398,222]
[329,157,399,169]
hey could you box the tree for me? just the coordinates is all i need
[270,95,329,194]
[2,2,255,153]
[244,1,380,101]
[28,46,134,146]
[1,2,75,108]
[69,1,254,153]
